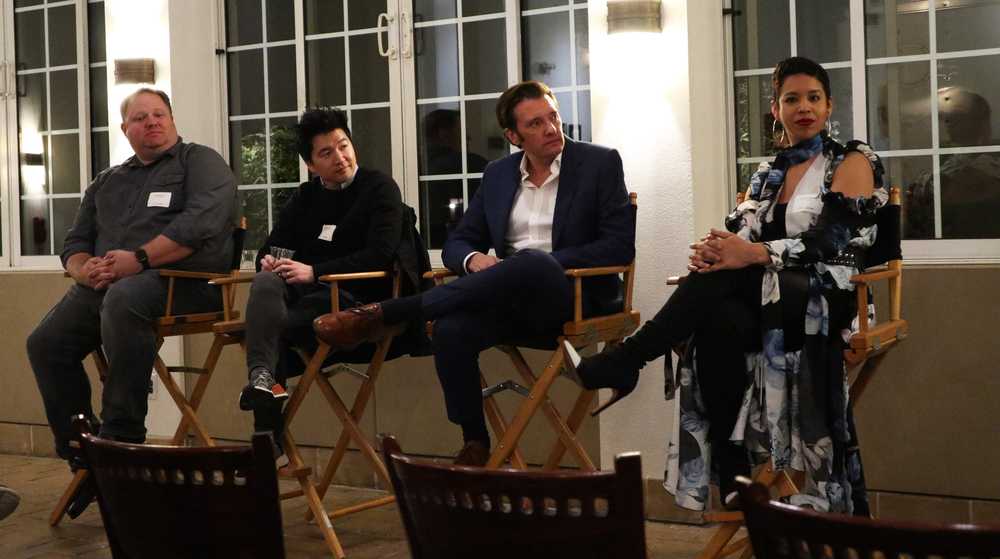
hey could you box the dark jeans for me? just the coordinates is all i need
[424,249,573,442]
[27,271,221,459]
[243,272,359,441]
[640,268,764,489]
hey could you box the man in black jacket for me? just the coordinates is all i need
[238,108,423,455]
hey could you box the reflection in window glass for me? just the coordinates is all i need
[351,108,393,176]
[420,180,464,249]
[92,131,110,178]
[734,74,776,159]
[21,199,50,256]
[306,38,347,107]
[936,56,1000,149]
[15,11,45,70]
[732,0,789,71]
[577,90,592,142]
[90,67,109,128]
[522,0,565,9]
[52,198,80,256]
[270,118,299,184]
[885,156,934,239]
[49,70,79,131]
[827,68,853,144]
[349,34,390,104]
[230,120,268,185]
[415,24,460,99]
[864,0,929,58]
[463,19,507,96]
[47,6,77,67]
[239,189,269,252]
[226,0,263,46]
[867,62,932,151]
[266,0,295,41]
[88,2,107,63]
[465,99,506,171]
[575,9,590,84]
[50,134,81,195]
[521,12,571,87]
[305,0,344,34]
[267,46,298,113]
[463,0,505,17]
[227,50,265,116]
[938,153,1000,239]
[796,0,850,63]
[935,0,1000,52]
[348,1,385,31]
[419,102,462,176]
[414,0,456,21]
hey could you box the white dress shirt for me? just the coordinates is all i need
[463,153,562,272]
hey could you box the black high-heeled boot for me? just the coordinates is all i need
[562,320,669,415]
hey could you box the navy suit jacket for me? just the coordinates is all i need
[442,137,635,311]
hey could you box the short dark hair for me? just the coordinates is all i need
[771,56,832,102]
[120,88,172,121]
[495,80,557,132]
[296,108,352,162]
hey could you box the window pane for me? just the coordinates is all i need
[737,162,760,194]
[348,1,386,31]
[827,67,853,143]
[521,0,565,8]
[887,156,934,239]
[522,13,571,88]
[936,56,1000,149]
[414,0,457,21]
[267,0,295,41]
[349,33,390,104]
[864,0,929,58]
[50,69,80,131]
[867,61,931,151]
[226,0,263,46]
[465,98,505,173]
[88,2,107,63]
[468,177,480,200]
[305,0,345,34]
[92,131,110,178]
[575,8,589,85]
[732,0,789,71]
[20,135,48,196]
[48,5,77,67]
[50,133,81,195]
[415,24,459,99]
[734,74,774,158]
[419,179,463,249]
[463,0,504,17]
[555,90,573,136]
[90,66,109,128]
[228,50,265,115]
[238,189,268,251]
[270,117,299,184]
[351,107,393,176]
[463,19,506,96]
[267,46,297,113]
[230,119,267,184]
[577,90,591,142]
[53,197,81,256]
[418,102,462,175]
[936,0,1000,52]
[15,10,45,70]
[18,73,48,133]
[271,187,296,222]
[796,0,850,63]
[15,0,43,7]
[939,152,1000,239]
[306,37,347,107]
[21,198,51,256]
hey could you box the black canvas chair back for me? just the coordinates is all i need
[382,435,647,559]
[738,478,1000,558]
[75,416,284,559]
[864,195,902,269]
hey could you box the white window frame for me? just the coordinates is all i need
[0,0,102,271]
[726,0,1000,265]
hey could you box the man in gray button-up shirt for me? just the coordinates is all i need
[27,89,236,514]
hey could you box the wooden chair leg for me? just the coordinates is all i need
[49,469,88,527]
[542,388,596,470]
[486,348,566,469]
[481,373,528,469]
[699,521,744,559]
[507,347,596,471]
[153,355,214,447]
[171,334,237,445]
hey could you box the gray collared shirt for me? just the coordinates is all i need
[61,139,238,273]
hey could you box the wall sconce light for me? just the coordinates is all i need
[21,152,43,166]
[607,0,662,34]
[114,58,156,84]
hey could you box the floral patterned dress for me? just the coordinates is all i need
[665,132,887,513]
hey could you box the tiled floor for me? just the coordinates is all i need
[0,453,723,558]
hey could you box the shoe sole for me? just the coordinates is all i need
[238,386,288,411]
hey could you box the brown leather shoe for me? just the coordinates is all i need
[313,303,402,350]
[454,440,490,467]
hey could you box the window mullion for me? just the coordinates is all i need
[928,0,942,239]
[849,0,867,143]
[294,0,306,184]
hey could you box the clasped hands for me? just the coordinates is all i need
[688,228,765,273]
[78,250,145,290]
[260,254,315,284]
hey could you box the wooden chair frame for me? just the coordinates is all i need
[424,193,639,472]
[210,269,404,559]
[684,188,909,559]
[50,222,248,527]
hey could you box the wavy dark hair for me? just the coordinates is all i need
[296,108,352,162]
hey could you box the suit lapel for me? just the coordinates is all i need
[551,137,579,249]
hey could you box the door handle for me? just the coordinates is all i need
[376,12,397,59]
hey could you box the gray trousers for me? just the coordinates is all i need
[27,270,221,459]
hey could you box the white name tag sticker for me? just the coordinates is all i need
[318,224,336,241]
[147,192,172,208]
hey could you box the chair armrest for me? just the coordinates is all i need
[423,268,456,280]
[666,275,684,286]
[209,272,255,286]
[318,271,389,282]
[159,269,229,280]
[564,265,630,278]
[849,267,899,285]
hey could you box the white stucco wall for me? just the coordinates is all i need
[590,0,729,478]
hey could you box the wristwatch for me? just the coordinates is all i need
[135,248,151,271]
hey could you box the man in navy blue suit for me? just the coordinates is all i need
[314,81,634,465]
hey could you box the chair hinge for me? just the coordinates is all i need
[482,380,531,399]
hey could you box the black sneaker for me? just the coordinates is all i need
[238,369,289,411]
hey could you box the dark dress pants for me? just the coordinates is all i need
[27,271,221,459]
[424,249,573,440]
